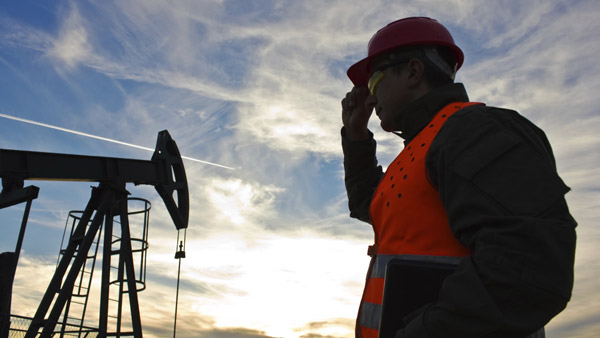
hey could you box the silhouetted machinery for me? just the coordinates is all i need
[0,130,189,338]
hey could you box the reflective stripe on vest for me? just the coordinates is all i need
[356,102,482,338]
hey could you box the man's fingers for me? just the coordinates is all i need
[355,86,369,104]
[343,86,371,119]
[341,97,350,112]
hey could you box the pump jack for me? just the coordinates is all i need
[0,130,189,338]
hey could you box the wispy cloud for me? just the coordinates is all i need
[45,2,91,69]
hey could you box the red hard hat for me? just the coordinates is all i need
[347,17,464,86]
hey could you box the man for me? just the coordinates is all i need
[341,17,577,338]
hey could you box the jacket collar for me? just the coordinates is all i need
[394,83,469,144]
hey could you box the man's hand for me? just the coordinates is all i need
[341,86,373,140]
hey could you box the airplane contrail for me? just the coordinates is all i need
[0,113,234,170]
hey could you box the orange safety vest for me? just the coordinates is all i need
[357,102,481,338]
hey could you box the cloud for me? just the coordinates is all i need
[45,3,91,69]
[204,177,284,227]
[0,0,413,158]
[10,256,60,318]
[296,318,356,338]
[0,13,52,52]
[195,327,276,338]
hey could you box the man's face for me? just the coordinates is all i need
[367,58,412,132]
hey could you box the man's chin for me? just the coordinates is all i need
[380,122,395,133]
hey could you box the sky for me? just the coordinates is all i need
[0,0,599,337]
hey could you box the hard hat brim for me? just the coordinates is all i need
[347,56,372,87]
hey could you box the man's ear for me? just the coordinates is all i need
[406,58,425,86]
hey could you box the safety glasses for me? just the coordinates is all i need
[367,59,410,96]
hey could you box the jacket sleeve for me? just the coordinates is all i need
[397,107,577,338]
[341,127,384,224]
